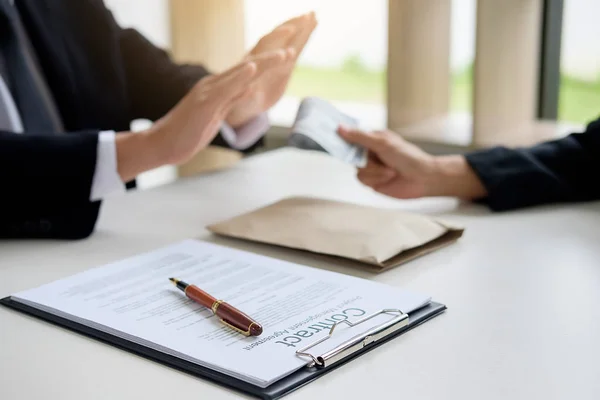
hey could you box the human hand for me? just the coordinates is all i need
[116,54,285,182]
[338,126,488,200]
[225,12,318,128]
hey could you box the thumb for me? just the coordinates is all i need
[338,125,385,152]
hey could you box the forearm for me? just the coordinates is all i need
[115,129,168,183]
[422,116,600,211]
[427,155,488,200]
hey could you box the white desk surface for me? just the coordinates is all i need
[1,149,599,400]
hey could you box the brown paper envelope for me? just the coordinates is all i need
[207,197,464,271]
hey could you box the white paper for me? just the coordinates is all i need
[13,240,430,387]
[289,97,367,167]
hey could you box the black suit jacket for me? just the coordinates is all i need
[0,0,260,239]
[466,117,600,211]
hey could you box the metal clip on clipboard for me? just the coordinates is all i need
[295,309,409,368]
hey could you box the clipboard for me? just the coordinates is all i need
[1,297,446,400]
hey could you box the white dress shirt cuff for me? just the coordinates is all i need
[90,130,126,202]
[220,113,270,150]
[88,114,269,202]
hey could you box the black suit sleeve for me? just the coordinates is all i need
[118,28,209,122]
[0,131,101,239]
[465,117,600,211]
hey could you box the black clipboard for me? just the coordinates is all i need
[1,297,445,399]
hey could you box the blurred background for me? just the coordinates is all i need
[104,0,599,184]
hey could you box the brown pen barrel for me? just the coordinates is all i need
[185,285,217,309]
[215,302,263,336]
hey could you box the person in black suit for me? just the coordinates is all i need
[338,116,600,211]
[0,0,317,239]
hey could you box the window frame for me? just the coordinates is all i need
[537,0,565,120]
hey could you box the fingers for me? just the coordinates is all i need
[221,50,288,85]
[356,165,415,200]
[371,182,405,199]
[249,49,290,77]
[277,13,312,30]
[252,25,297,54]
[224,51,290,104]
[366,150,386,167]
[216,60,258,83]
[357,165,397,188]
[213,61,258,103]
[251,10,316,55]
[284,47,297,64]
[338,126,390,152]
[371,180,420,200]
[287,12,318,57]
[214,49,287,94]
[250,11,316,63]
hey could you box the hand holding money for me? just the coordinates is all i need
[338,127,487,200]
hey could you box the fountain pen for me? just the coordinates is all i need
[169,277,263,337]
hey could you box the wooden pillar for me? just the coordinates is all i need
[169,0,247,176]
[170,0,246,72]
[387,0,452,130]
[472,0,543,147]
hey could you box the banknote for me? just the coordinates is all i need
[288,97,367,167]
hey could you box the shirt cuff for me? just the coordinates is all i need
[90,131,126,202]
[220,113,270,150]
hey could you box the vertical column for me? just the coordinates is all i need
[170,0,246,72]
[538,0,564,120]
[169,0,247,177]
[473,0,543,147]
[387,0,452,130]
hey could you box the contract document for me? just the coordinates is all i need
[8,240,433,388]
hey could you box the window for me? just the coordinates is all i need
[244,0,387,128]
[558,0,600,125]
[104,0,170,49]
[245,0,476,146]
[450,0,476,115]
[113,0,594,155]
[385,0,476,147]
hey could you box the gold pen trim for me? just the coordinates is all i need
[220,319,251,336]
[212,300,254,336]
[211,300,223,314]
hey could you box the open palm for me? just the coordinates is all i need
[225,12,318,128]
